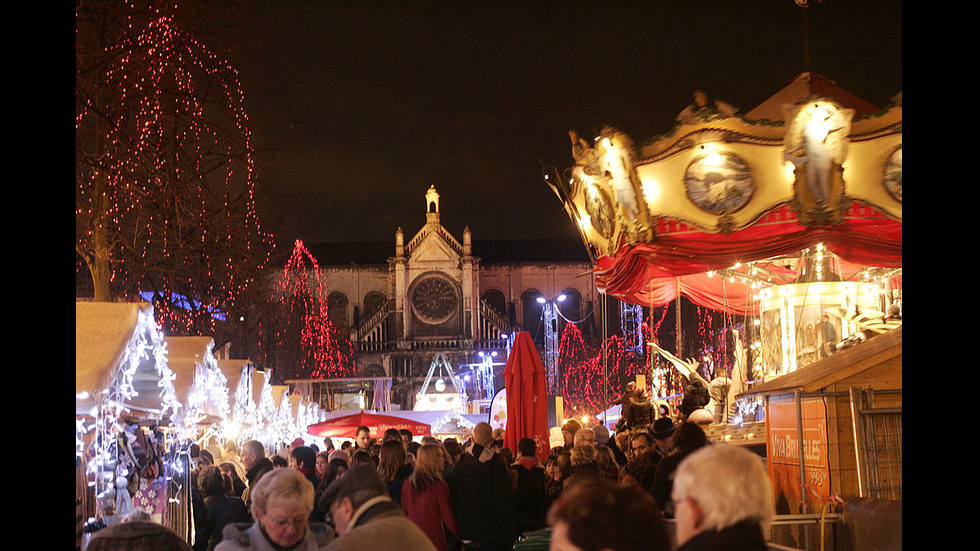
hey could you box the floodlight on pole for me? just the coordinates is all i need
[538,294,566,394]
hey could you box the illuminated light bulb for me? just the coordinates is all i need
[642,180,660,201]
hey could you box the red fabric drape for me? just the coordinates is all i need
[595,204,902,313]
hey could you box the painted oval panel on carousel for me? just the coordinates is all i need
[883,145,902,202]
[684,151,755,215]
[583,183,615,238]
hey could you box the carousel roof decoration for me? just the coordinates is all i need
[548,72,902,316]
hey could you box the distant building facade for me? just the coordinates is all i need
[307,185,603,410]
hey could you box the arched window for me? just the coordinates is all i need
[481,289,506,317]
[520,289,544,342]
[327,292,349,335]
[363,291,388,320]
[557,288,583,323]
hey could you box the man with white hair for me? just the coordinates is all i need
[671,444,775,550]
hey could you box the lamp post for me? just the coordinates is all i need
[537,294,566,395]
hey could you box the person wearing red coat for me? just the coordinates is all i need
[400,444,460,551]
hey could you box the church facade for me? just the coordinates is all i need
[306,185,604,410]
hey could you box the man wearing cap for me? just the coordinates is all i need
[651,417,676,459]
[320,464,436,551]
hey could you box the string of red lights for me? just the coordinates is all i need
[270,240,354,381]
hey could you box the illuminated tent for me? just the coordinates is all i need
[217,358,255,415]
[164,336,229,425]
[550,73,901,316]
[76,301,179,419]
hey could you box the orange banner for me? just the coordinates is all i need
[765,395,831,503]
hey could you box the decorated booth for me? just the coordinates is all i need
[75,301,185,545]
[165,336,230,430]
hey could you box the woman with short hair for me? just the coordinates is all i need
[215,468,333,550]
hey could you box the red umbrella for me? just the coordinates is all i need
[503,332,550,463]
[307,411,431,439]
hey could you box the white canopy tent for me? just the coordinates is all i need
[76,301,179,421]
[164,336,230,428]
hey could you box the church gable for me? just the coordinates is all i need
[407,226,462,264]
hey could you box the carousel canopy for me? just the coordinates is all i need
[552,72,901,314]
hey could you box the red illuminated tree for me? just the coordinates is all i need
[265,240,355,384]
[557,323,649,417]
[75,1,273,339]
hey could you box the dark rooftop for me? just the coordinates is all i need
[306,238,591,266]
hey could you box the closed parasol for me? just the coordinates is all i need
[503,331,550,462]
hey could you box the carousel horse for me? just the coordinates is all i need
[649,330,749,424]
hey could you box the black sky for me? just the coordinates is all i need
[226,1,902,247]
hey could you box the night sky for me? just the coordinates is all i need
[226,1,902,247]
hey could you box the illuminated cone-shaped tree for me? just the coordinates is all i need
[268,240,355,384]
[76,2,273,341]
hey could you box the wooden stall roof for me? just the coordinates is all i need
[739,326,902,397]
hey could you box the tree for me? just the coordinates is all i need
[75,0,274,340]
[265,240,355,384]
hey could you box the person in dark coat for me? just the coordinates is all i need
[509,437,548,535]
[652,421,709,515]
[562,443,603,492]
[290,446,321,490]
[240,440,274,510]
[219,462,247,498]
[378,439,413,505]
[671,444,774,551]
[449,422,516,551]
[197,466,251,551]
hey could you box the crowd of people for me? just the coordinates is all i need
[86,410,776,551]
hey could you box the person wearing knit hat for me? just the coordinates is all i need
[560,419,583,450]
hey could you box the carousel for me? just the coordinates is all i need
[547,72,901,514]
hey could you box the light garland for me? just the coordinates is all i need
[271,240,355,380]
[76,2,274,336]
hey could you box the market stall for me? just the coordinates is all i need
[164,336,230,428]
[75,301,184,545]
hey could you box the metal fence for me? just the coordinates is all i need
[850,387,902,501]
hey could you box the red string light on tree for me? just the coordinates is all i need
[76,3,273,337]
[272,240,354,380]
[556,323,647,417]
